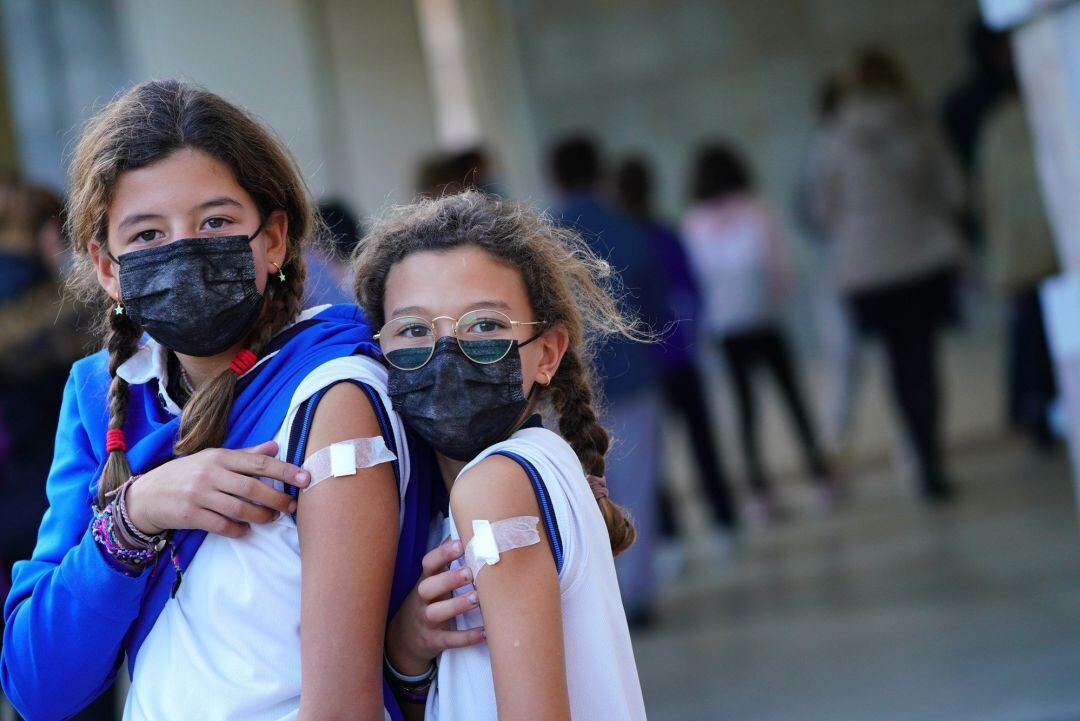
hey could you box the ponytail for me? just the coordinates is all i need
[548,347,636,556]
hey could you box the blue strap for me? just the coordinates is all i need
[285,380,399,523]
[491,450,564,574]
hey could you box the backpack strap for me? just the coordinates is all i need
[285,379,400,523]
[490,450,564,574]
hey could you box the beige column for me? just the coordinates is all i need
[982,0,1080,502]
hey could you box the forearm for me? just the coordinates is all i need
[2,524,151,718]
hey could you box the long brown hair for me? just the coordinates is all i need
[353,191,647,555]
[66,80,313,505]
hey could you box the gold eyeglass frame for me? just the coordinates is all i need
[374,308,546,370]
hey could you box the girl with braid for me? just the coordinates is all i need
[357,191,647,720]
[1,80,439,721]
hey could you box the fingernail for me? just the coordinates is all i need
[451,541,463,554]
[288,501,298,513]
[467,593,478,605]
[479,629,487,639]
[295,471,310,485]
[460,568,471,582]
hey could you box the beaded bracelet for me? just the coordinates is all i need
[91,504,160,567]
[384,654,436,703]
[109,476,167,549]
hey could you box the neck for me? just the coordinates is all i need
[175,342,246,389]
[436,453,468,493]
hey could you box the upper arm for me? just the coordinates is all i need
[296,381,399,720]
[451,455,571,721]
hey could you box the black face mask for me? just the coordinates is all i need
[388,337,531,462]
[117,233,265,357]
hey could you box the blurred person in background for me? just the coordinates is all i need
[416,145,499,199]
[304,198,362,306]
[684,143,835,521]
[0,182,91,579]
[549,135,666,626]
[814,49,964,502]
[795,75,863,458]
[977,89,1059,448]
[614,156,738,554]
[941,19,1016,249]
[0,182,106,719]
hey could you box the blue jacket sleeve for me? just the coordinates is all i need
[1,371,152,720]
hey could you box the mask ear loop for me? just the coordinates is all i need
[517,325,547,349]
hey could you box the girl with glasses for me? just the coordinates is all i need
[356,191,648,720]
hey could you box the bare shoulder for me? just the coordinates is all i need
[306,381,382,445]
[450,454,540,540]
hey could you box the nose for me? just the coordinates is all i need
[430,316,458,340]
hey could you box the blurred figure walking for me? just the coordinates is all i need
[978,92,1059,447]
[614,156,738,540]
[684,143,833,519]
[550,136,666,625]
[815,50,965,502]
[795,75,862,456]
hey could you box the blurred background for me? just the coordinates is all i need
[1,0,1080,719]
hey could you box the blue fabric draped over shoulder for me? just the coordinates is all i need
[0,304,439,721]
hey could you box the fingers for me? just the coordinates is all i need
[204,486,280,525]
[421,538,464,578]
[433,627,486,651]
[217,472,298,515]
[189,508,249,538]
[424,589,479,627]
[239,439,279,456]
[220,446,310,489]
[418,566,473,603]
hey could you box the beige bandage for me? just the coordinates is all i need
[301,437,397,491]
[464,516,542,579]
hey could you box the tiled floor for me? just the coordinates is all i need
[636,324,1080,721]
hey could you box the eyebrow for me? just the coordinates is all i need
[196,196,244,212]
[116,197,245,232]
[388,300,515,318]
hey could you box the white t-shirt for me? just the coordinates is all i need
[426,427,647,721]
[123,352,407,721]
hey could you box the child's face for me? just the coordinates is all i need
[382,245,567,399]
[90,147,288,302]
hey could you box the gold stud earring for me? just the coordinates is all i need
[271,260,286,282]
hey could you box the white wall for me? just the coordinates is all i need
[116,0,333,197]
[507,0,982,221]
[317,0,439,217]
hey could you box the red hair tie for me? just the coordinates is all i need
[229,349,258,376]
[105,429,127,454]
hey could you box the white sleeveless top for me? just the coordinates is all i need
[426,427,647,721]
[123,354,408,721]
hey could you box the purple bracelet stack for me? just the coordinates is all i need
[92,475,167,571]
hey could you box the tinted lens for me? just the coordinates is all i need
[379,316,435,369]
[456,310,515,364]
[459,338,514,364]
[385,346,435,370]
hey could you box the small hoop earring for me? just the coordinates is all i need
[538,372,551,386]
[270,260,286,282]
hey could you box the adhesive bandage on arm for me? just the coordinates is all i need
[300,437,397,491]
[464,516,542,580]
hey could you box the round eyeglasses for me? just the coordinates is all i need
[375,308,546,371]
